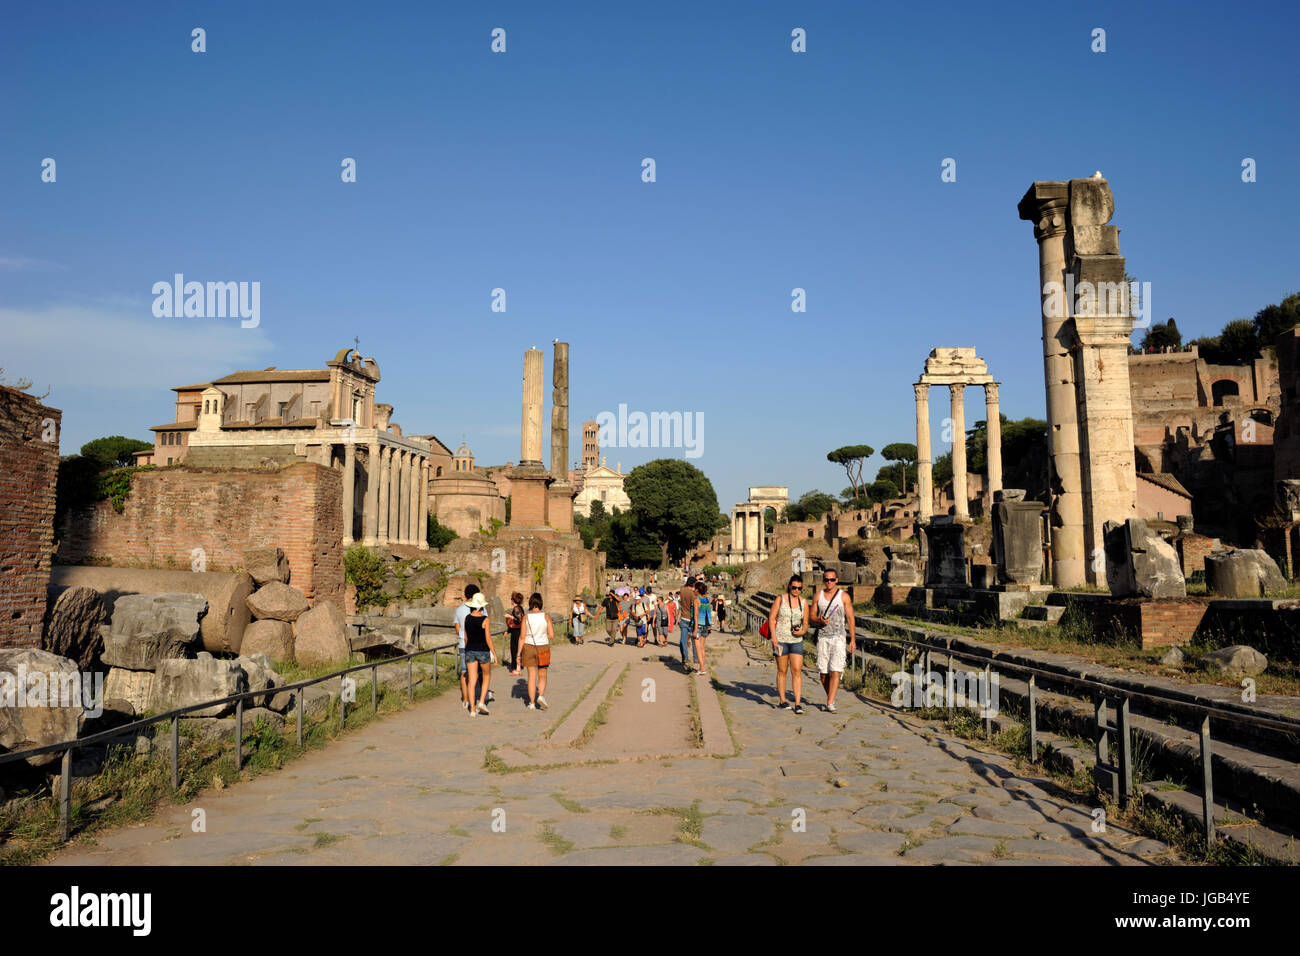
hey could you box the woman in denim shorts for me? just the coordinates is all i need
[767,574,809,714]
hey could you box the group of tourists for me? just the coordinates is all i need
[453,566,854,720]
[593,581,729,675]
[763,568,854,715]
[455,584,553,715]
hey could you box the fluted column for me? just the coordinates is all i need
[363,441,380,546]
[1020,182,1085,587]
[915,383,933,521]
[377,446,391,546]
[950,384,968,519]
[341,441,356,546]
[387,449,401,544]
[417,458,430,550]
[394,450,407,544]
[984,382,1002,498]
[406,452,419,545]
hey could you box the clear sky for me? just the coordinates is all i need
[4,0,1297,511]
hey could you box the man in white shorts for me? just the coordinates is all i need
[810,569,854,713]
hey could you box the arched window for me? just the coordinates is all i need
[436,466,443,477]
[1211,380,1240,406]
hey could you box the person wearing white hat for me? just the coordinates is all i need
[462,591,497,716]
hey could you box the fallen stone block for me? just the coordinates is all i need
[240,619,294,664]
[100,593,207,670]
[1198,645,1268,677]
[293,602,351,667]
[1205,549,1287,598]
[153,653,246,717]
[1104,518,1186,599]
[104,668,156,715]
[246,582,310,622]
[243,546,290,586]
[42,586,108,671]
[0,649,85,767]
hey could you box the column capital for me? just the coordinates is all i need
[949,382,966,399]
[913,382,929,403]
[1018,181,1069,241]
[983,381,1000,403]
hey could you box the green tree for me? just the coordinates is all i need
[1140,318,1182,351]
[602,509,664,567]
[867,478,899,502]
[79,435,154,469]
[785,489,837,522]
[589,499,607,522]
[426,514,457,549]
[827,445,874,505]
[880,442,917,497]
[1254,292,1300,347]
[623,459,722,565]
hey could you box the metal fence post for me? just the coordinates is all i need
[340,674,347,726]
[171,716,179,790]
[59,746,73,843]
[1118,696,1133,808]
[371,664,378,713]
[296,687,304,747]
[983,662,992,735]
[408,658,414,699]
[1201,716,1215,847]
[1027,674,1037,762]
[234,698,243,771]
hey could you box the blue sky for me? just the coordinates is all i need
[4,0,1297,511]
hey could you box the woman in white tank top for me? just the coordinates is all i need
[521,592,554,711]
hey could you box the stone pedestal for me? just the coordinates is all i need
[510,463,553,529]
[547,482,575,533]
[992,490,1045,585]
[923,518,969,588]
[1103,518,1186,599]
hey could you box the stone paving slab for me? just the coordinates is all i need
[44,633,1175,866]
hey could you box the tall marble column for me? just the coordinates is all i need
[1020,182,1086,588]
[388,449,402,544]
[377,446,391,546]
[417,458,430,550]
[949,384,968,519]
[407,452,419,545]
[984,382,1003,498]
[550,342,569,479]
[915,383,933,521]
[341,441,356,546]
[521,348,544,465]
[363,441,380,546]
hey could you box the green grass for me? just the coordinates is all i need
[553,794,587,814]
[575,664,629,749]
[539,824,575,856]
[313,832,344,849]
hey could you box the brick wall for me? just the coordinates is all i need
[0,387,61,649]
[57,462,344,606]
[1061,594,1207,648]
[1176,533,1217,576]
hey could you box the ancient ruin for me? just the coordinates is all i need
[914,348,1001,522]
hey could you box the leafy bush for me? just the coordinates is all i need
[428,514,458,549]
[344,546,389,609]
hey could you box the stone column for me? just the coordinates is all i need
[949,383,968,520]
[407,452,420,546]
[984,382,1002,498]
[341,441,356,546]
[1020,182,1086,587]
[521,348,544,465]
[377,446,391,546]
[388,449,402,544]
[397,451,410,544]
[418,458,430,550]
[551,342,569,479]
[363,441,380,546]
[915,383,933,521]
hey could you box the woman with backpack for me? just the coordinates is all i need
[520,592,553,710]
[766,574,809,714]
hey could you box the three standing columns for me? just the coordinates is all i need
[913,380,1002,520]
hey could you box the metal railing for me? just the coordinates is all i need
[0,640,457,844]
[740,591,1300,849]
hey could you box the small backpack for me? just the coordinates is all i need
[698,596,712,627]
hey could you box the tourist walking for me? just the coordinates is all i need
[715,594,728,634]
[647,586,668,647]
[570,595,588,644]
[678,576,699,671]
[693,580,713,677]
[462,592,497,716]
[767,574,808,714]
[601,589,620,645]
[617,588,634,644]
[810,569,854,713]
[521,592,553,710]
[630,590,650,647]
[506,591,525,676]
[455,584,479,712]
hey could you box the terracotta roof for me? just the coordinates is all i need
[210,370,329,384]
[172,383,212,392]
[1137,472,1192,499]
[151,422,197,432]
